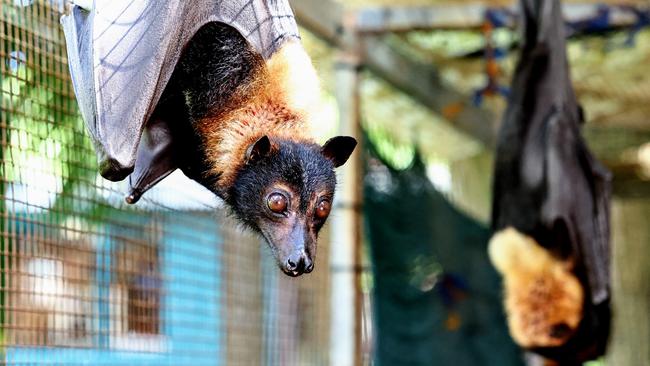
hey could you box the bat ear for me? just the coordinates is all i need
[245,135,271,164]
[322,136,357,168]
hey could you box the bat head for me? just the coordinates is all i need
[227,135,356,277]
[489,228,584,348]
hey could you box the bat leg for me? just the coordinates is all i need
[489,228,584,349]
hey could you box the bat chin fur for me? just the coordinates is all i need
[488,227,584,349]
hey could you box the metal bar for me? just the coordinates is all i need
[329,45,363,366]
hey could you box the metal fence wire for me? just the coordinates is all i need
[1,1,333,365]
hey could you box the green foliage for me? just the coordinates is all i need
[0,56,109,223]
[365,124,416,170]
[3,65,84,179]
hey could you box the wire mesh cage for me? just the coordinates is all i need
[0,1,333,364]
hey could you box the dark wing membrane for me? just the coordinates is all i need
[61,0,300,196]
[541,110,611,305]
[575,135,612,305]
[491,0,612,360]
[491,0,611,304]
[125,112,179,205]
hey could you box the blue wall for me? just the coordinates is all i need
[4,211,223,366]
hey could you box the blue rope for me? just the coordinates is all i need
[623,6,650,46]
[472,8,511,107]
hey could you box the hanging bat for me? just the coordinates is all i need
[488,0,611,364]
[61,1,356,277]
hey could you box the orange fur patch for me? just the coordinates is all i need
[488,228,584,348]
[195,41,320,189]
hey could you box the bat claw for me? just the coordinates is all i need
[125,192,141,204]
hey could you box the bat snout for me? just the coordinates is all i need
[283,250,314,277]
[257,211,319,277]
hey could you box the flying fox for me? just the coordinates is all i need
[171,22,356,277]
[171,23,356,276]
[62,2,356,277]
[488,0,611,363]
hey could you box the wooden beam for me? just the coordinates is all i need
[354,4,648,33]
[290,0,498,147]
[290,0,344,47]
[355,4,487,32]
[360,35,498,146]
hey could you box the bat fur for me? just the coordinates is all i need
[161,22,355,277]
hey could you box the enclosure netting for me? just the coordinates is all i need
[0,1,333,365]
[364,140,525,366]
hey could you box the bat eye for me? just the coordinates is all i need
[267,192,288,213]
[315,199,331,220]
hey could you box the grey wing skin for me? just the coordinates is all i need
[62,1,179,181]
[61,0,300,197]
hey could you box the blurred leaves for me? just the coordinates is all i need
[1,2,88,188]
[2,64,86,180]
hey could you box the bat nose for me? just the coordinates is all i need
[285,252,313,275]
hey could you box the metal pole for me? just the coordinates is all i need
[329,36,363,366]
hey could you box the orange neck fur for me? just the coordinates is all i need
[195,41,320,189]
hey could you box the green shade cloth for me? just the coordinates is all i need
[364,142,524,366]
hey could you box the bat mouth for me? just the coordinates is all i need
[282,268,305,277]
[279,255,314,277]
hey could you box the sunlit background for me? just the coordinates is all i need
[2,0,649,365]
